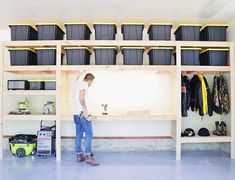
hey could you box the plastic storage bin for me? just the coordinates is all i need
[29,80,45,90]
[200,49,228,66]
[200,24,228,41]
[93,23,117,40]
[9,24,37,41]
[122,47,145,65]
[65,23,91,40]
[174,24,201,41]
[35,48,62,65]
[148,23,172,40]
[94,47,117,65]
[181,48,201,65]
[148,47,174,65]
[121,23,144,40]
[44,81,56,90]
[9,48,37,66]
[36,23,65,40]
[65,47,91,65]
[8,80,29,90]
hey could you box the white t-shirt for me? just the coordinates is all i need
[72,80,89,115]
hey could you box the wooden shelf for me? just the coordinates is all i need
[61,65,177,73]
[62,114,177,121]
[180,135,232,143]
[4,66,56,74]
[181,66,231,73]
[4,90,56,96]
[3,114,56,121]
[4,41,58,48]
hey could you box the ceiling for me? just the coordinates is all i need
[0,0,235,29]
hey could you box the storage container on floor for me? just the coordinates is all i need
[174,24,201,41]
[35,48,63,65]
[121,23,144,40]
[44,80,56,90]
[94,47,117,65]
[200,49,228,66]
[29,80,45,90]
[65,47,91,65]
[180,48,201,65]
[65,23,91,40]
[122,47,145,65]
[8,48,37,66]
[200,24,228,41]
[9,24,38,41]
[148,47,174,65]
[8,80,29,90]
[148,23,172,40]
[36,23,65,40]
[93,23,117,40]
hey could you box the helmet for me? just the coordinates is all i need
[182,128,195,137]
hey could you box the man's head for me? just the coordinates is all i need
[83,73,95,87]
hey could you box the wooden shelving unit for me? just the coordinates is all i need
[0,40,234,161]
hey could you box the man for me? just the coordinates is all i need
[73,73,99,166]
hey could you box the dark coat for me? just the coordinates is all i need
[181,75,191,117]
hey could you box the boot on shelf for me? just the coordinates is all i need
[213,121,222,136]
[220,121,227,136]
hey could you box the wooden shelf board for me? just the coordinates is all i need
[180,135,231,143]
[62,114,177,121]
[3,114,56,121]
[4,90,56,96]
[61,65,177,73]
[177,41,231,48]
[181,66,231,73]
[4,66,56,74]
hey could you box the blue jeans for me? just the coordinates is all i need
[74,115,93,155]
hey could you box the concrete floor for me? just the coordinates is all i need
[0,150,235,180]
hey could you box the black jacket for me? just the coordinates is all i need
[181,75,191,117]
[190,75,213,117]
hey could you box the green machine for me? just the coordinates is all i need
[9,134,37,157]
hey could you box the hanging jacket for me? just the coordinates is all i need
[181,75,191,117]
[213,75,230,114]
[190,74,213,116]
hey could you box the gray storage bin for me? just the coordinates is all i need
[181,48,201,65]
[8,48,37,66]
[94,47,117,65]
[29,80,45,90]
[65,47,91,65]
[122,47,145,65]
[174,24,201,41]
[121,23,144,40]
[35,48,63,65]
[8,80,29,90]
[200,24,228,41]
[9,24,38,41]
[44,81,56,90]
[148,47,174,65]
[93,23,117,40]
[148,23,172,40]
[200,49,228,66]
[65,23,91,40]
[36,23,65,40]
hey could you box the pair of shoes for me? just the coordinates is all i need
[77,154,86,162]
[85,153,100,166]
[213,121,227,136]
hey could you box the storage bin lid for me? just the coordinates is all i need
[201,48,229,53]
[93,23,117,26]
[181,48,202,50]
[43,80,56,82]
[8,48,36,52]
[64,47,89,50]
[35,47,57,50]
[8,24,37,30]
[28,80,43,82]
[200,24,228,31]
[64,23,92,31]
[149,47,174,50]
[35,23,65,33]
[149,23,173,26]
[93,46,117,49]
[121,47,145,50]
[121,23,145,26]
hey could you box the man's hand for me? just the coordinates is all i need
[83,110,89,119]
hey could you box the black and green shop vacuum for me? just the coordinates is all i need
[9,134,37,157]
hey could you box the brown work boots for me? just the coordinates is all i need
[77,153,100,166]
